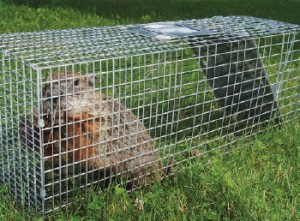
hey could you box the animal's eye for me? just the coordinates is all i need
[74,79,79,86]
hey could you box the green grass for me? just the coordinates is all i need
[1,121,300,220]
[1,0,300,33]
[0,0,300,220]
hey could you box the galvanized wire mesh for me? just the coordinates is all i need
[0,16,300,214]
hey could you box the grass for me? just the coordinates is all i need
[0,0,300,220]
[1,121,300,220]
[1,0,300,33]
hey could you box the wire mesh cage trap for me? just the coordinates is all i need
[0,16,300,214]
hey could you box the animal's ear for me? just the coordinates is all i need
[45,72,53,82]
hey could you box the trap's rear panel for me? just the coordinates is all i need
[0,16,300,215]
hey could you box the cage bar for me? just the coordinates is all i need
[0,16,300,215]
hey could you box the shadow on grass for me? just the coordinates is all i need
[4,0,300,24]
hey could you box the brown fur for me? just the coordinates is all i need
[20,72,162,185]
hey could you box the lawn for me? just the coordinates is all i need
[0,0,299,220]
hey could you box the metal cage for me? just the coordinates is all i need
[0,16,300,214]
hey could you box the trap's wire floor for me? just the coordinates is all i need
[0,16,300,214]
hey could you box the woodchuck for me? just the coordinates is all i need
[20,72,163,186]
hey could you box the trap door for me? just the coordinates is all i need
[189,34,281,129]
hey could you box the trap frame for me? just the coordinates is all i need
[0,16,300,215]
